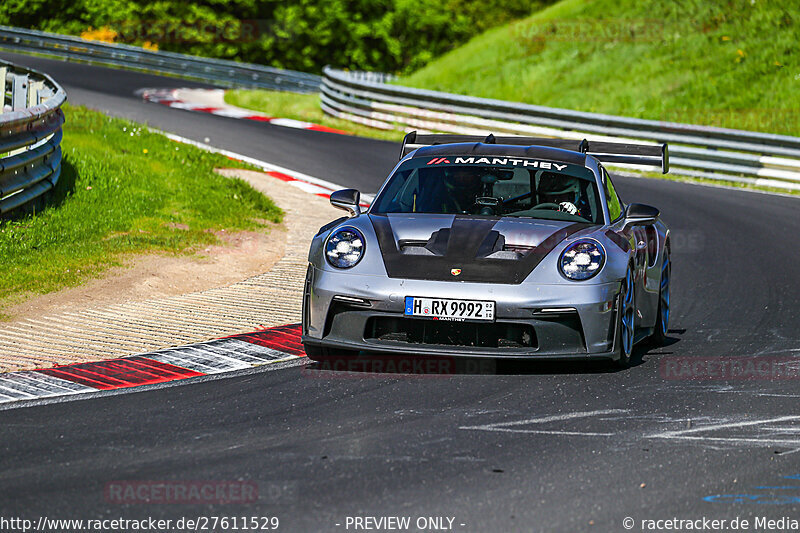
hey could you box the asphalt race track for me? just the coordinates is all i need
[2,51,800,531]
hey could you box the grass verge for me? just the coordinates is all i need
[400,0,799,136]
[224,89,405,142]
[0,103,282,313]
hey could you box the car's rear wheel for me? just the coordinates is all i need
[615,267,635,368]
[649,249,671,345]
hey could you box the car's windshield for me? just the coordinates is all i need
[371,155,604,224]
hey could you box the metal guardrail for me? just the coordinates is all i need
[0,25,321,94]
[1,59,65,216]
[321,67,800,191]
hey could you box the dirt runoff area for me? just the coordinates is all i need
[5,228,286,322]
[0,169,341,372]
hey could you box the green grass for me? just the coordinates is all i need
[0,104,282,312]
[401,0,799,136]
[226,0,800,138]
[224,90,405,142]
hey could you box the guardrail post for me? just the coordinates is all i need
[29,80,44,107]
[0,66,6,113]
[11,73,28,111]
[38,86,54,103]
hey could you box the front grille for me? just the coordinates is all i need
[365,317,536,349]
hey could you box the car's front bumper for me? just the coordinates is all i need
[302,265,622,360]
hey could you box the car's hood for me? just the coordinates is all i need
[368,213,594,284]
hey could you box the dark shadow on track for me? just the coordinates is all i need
[302,338,680,377]
[303,326,684,376]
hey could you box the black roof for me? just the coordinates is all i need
[411,142,588,166]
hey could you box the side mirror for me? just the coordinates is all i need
[330,188,361,217]
[623,203,659,228]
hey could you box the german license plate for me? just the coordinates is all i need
[404,297,495,322]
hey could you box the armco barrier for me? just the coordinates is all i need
[1,59,65,215]
[0,25,321,93]
[3,25,797,192]
[321,67,800,191]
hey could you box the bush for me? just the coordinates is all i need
[0,0,550,73]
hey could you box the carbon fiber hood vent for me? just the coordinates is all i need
[369,214,591,284]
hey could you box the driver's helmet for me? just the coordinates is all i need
[443,166,476,188]
[537,171,580,204]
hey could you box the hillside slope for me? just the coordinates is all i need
[401,0,799,135]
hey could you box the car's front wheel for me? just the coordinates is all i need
[615,266,636,368]
[303,343,327,361]
[303,344,358,362]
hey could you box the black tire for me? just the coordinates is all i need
[649,249,671,346]
[302,343,328,361]
[615,266,636,368]
[302,344,358,362]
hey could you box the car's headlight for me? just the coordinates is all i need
[325,227,365,268]
[559,239,605,280]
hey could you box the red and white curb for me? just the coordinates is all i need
[0,128,373,408]
[0,324,304,405]
[157,131,373,207]
[138,88,347,135]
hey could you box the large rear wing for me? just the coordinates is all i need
[400,132,669,174]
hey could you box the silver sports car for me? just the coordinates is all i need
[302,133,671,367]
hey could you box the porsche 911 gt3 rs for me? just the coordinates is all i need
[302,133,671,367]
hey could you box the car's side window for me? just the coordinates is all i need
[602,167,623,221]
[394,169,419,211]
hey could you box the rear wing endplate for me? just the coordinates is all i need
[400,132,669,174]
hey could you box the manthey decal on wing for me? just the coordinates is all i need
[432,157,568,171]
